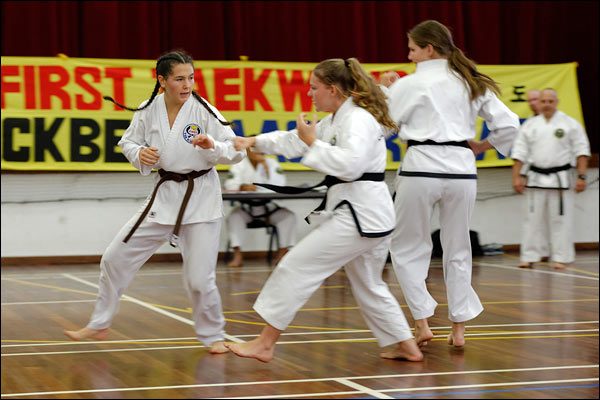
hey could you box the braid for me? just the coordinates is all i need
[103,81,160,112]
[192,91,232,126]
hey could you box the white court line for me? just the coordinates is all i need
[225,391,359,399]
[334,378,392,399]
[2,321,598,348]
[0,364,596,398]
[218,379,600,399]
[3,328,597,357]
[61,273,244,344]
[477,261,599,281]
[380,378,599,395]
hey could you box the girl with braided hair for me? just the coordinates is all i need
[64,50,245,354]
[381,20,519,348]
[225,58,423,363]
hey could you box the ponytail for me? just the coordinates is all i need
[409,20,500,100]
[344,58,398,131]
[447,47,500,100]
[314,58,398,132]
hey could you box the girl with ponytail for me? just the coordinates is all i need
[225,58,422,363]
[382,20,520,349]
[64,50,245,354]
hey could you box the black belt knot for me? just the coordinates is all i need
[253,172,385,223]
[123,168,213,247]
[529,163,571,216]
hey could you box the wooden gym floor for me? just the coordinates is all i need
[1,251,598,399]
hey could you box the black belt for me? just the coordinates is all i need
[123,168,213,247]
[255,172,385,222]
[407,139,470,149]
[529,163,571,215]
[529,163,571,175]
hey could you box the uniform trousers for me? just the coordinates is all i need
[86,215,225,346]
[253,209,413,347]
[227,207,297,248]
[521,188,575,264]
[390,176,483,322]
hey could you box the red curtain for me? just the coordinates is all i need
[2,0,597,151]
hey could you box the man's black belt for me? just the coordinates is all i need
[529,163,572,174]
[255,172,385,221]
[123,168,213,247]
[407,139,470,149]
[528,163,571,215]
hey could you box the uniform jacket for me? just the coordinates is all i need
[119,94,245,225]
[254,98,395,236]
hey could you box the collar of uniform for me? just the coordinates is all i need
[332,97,355,124]
[415,58,448,73]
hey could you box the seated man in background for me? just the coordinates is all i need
[223,146,297,267]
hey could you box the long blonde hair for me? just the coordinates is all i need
[409,20,500,100]
[313,58,398,131]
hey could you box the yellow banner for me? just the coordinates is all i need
[1,56,582,171]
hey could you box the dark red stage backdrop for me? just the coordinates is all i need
[2,1,597,152]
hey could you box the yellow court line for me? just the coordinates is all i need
[566,267,600,277]
[3,278,97,297]
[223,317,361,331]
[3,333,596,347]
[428,333,599,342]
[479,283,532,287]
[1,339,202,345]
[483,298,598,305]
[232,285,346,296]
[223,298,598,315]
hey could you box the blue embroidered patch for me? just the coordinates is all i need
[183,123,203,143]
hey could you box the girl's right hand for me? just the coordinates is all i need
[140,146,160,166]
[233,136,257,151]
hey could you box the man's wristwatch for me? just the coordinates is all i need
[577,174,587,181]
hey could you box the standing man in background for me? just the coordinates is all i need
[512,88,591,270]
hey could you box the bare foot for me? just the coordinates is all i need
[64,327,109,341]
[227,256,243,268]
[224,339,274,363]
[447,324,465,348]
[414,326,434,348]
[518,262,533,268]
[553,262,567,270]
[380,339,423,361]
[209,341,229,354]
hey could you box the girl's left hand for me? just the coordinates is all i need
[297,113,317,146]
[192,134,214,149]
[468,139,492,156]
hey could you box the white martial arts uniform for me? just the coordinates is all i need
[86,93,244,346]
[249,98,414,347]
[511,110,591,264]
[224,157,297,248]
[386,59,519,322]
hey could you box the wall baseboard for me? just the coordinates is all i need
[1,244,597,267]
